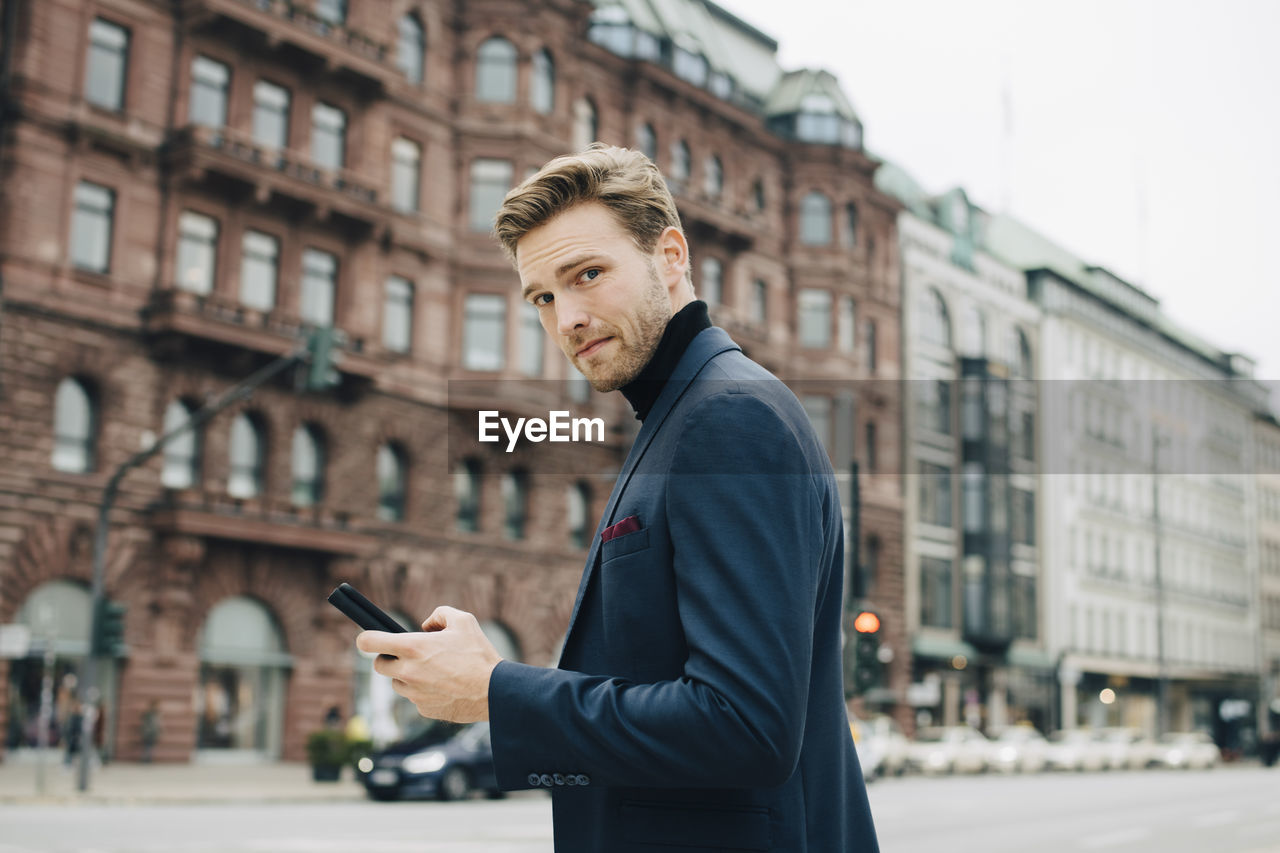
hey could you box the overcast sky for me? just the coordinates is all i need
[724,0,1280,384]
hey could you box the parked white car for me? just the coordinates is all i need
[1151,732,1220,770]
[851,715,909,779]
[1044,729,1109,772]
[987,726,1049,773]
[1098,727,1159,771]
[906,726,990,775]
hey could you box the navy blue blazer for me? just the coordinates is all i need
[489,327,879,852]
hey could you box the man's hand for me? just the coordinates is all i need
[356,606,502,724]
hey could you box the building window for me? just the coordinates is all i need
[568,482,591,548]
[837,296,855,354]
[397,14,425,84]
[920,462,952,527]
[636,122,657,161]
[1014,329,1033,379]
[519,301,544,377]
[704,155,723,198]
[70,181,115,273]
[572,97,597,151]
[390,137,421,213]
[85,18,128,111]
[463,293,506,371]
[864,421,877,473]
[1013,488,1036,546]
[311,103,346,170]
[189,56,229,128]
[252,81,290,149]
[227,413,265,499]
[377,443,407,522]
[239,230,279,311]
[865,319,878,372]
[1019,411,1035,461]
[51,378,97,473]
[300,248,337,326]
[843,202,859,249]
[175,211,218,294]
[751,279,768,326]
[672,43,708,86]
[161,399,199,489]
[962,462,985,533]
[469,158,512,232]
[532,49,555,114]
[315,0,346,25]
[799,191,832,246]
[475,37,517,103]
[752,178,765,212]
[700,257,722,306]
[920,287,951,348]
[917,378,952,436]
[290,425,325,507]
[455,458,481,532]
[503,470,528,540]
[383,276,413,354]
[920,557,954,628]
[798,288,831,348]
[1012,574,1037,640]
[802,395,831,450]
[670,140,690,190]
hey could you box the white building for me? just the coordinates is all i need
[983,213,1267,741]
[876,165,1050,732]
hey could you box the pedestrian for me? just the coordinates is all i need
[357,145,879,851]
[140,700,161,763]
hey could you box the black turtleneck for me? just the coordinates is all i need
[620,300,711,421]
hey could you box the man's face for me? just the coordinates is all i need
[517,201,690,392]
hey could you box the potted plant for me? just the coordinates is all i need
[306,729,349,782]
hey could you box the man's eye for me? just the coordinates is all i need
[580,269,600,283]
[532,293,553,306]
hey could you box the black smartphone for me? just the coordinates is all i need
[327,583,408,633]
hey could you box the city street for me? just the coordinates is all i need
[0,765,1275,852]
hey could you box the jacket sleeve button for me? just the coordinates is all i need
[576,775,590,786]
[540,774,555,787]
[527,773,542,787]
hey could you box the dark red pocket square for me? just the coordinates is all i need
[601,515,641,543]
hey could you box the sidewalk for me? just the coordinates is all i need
[0,754,366,805]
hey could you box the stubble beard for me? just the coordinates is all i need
[574,264,672,393]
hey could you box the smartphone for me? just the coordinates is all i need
[327,583,408,633]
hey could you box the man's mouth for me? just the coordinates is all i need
[576,337,613,358]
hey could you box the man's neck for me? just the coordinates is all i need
[620,300,711,421]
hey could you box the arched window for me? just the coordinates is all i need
[503,470,528,540]
[377,443,407,522]
[52,378,97,473]
[227,413,265,499]
[568,481,591,548]
[704,154,723,198]
[635,122,657,161]
[196,596,291,756]
[290,424,325,507]
[843,202,859,249]
[531,49,555,114]
[572,97,597,151]
[455,457,481,532]
[161,399,200,489]
[920,288,951,349]
[799,191,832,246]
[670,140,690,189]
[397,14,425,84]
[475,37,517,103]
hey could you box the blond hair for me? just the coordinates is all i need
[493,144,686,272]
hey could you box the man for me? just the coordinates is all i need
[357,145,879,851]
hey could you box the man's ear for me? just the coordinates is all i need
[655,226,689,295]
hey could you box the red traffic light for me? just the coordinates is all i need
[853,611,880,634]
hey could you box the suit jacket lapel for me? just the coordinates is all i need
[557,328,741,665]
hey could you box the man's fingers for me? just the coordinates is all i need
[421,605,474,632]
[356,629,417,658]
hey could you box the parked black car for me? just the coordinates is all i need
[354,721,502,801]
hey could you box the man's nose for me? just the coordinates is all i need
[555,292,590,337]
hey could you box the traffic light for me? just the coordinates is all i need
[852,610,884,694]
[304,327,341,391]
[92,598,127,657]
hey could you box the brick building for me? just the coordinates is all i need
[0,0,904,763]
